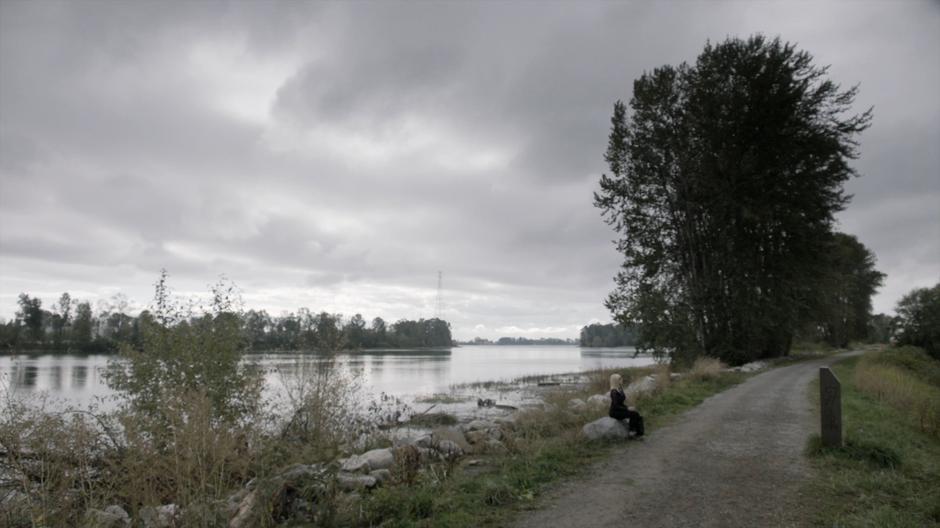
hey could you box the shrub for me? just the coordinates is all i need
[105,271,263,423]
[687,357,725,381]
[894,283,940,359]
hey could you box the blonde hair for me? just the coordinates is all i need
[609,373,623,391]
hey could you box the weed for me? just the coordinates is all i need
[686,357,725,381]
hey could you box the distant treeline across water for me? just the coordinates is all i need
[1,292,453,353]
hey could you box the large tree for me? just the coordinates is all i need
[596,35,871,364]
[814,233,885,348]
[894,283,940,360]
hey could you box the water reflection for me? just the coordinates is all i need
[50,366,63,390]
[0,346,653,410]
[72,365,88,388]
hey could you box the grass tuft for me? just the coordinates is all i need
[686,357,725,381]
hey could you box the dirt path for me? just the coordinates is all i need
[512,353,857,528]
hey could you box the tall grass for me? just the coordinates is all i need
[805,352,940,526]
[853,346,940,437]
[687,357,725,381]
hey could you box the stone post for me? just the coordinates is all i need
[819,367,842,448]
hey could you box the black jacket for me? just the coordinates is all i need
[609,388,631,420]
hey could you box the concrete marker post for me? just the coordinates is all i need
[820,367,842,448]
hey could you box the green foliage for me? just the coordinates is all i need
[105,271,262,422]
[812,233,885,348]
[894,282,940,359]
[807,435,902,469]
[579,323,636,347]
[16,294,43,343]
[595,35,872,365]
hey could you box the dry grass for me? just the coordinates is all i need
[652,364,672,394]
[854,350,940,437]
[687,357,725,381]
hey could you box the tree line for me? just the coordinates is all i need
[0,293,453,353]
[579,323,637,347]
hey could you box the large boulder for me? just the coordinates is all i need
[587,394,609,407]
[581,417,630,441]
[369,469,392,484]
[229,464,328,528]
[362,448,395,471]
[431,426,471,452]
[435,439,464,458]
[84,505,131,528]
[625,376,656,399]
[139,504,179,528]
[342,448,395,473]
[229,491,258,528]
[336,473,377,491]
[463,419,497,432]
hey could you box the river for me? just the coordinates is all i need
[0,345,655,411]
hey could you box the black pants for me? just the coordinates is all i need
[610,409,645,436]
[628,412,645,437]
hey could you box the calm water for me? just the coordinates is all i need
[0,345,654,410]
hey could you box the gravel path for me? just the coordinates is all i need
[512,353,857,528]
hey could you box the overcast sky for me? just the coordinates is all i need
[1,0,937,340]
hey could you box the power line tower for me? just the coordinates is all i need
[434,271,444,319]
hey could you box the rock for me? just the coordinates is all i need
[277,463,328,484]
[465,430,488,445]
[369,469,392,484]
[361,448,395,471]
[411,434,435,449]
[336,472,377,491]
[624,376,656,399]
[224,489,249,520]
[581,417,630,441]
[435,439,464,458]
[139,504,179,528]
[464,419,497,432]
[587,394,609,407]
[432,426,471,452]
[340,449,394,474]
[567,398,587,411]
[84,505,131,528]
[228,464,328,528]
[484,438,509,454]
[735,361,768,373]
[494,413,519,428]
[340,454,371,473]
[228,491,257,528]
[670,372,682,380]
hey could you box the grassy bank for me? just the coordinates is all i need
[344,363,747,527]
[805,346,940,527]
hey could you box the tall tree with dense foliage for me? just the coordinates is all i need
[16,294,44,343]
[596,35,872,364]
[814,233,885,347]
[894,283,940,359]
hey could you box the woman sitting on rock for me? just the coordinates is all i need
[609,373,644,438]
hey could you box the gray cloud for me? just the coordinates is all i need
[1,0,938,338]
